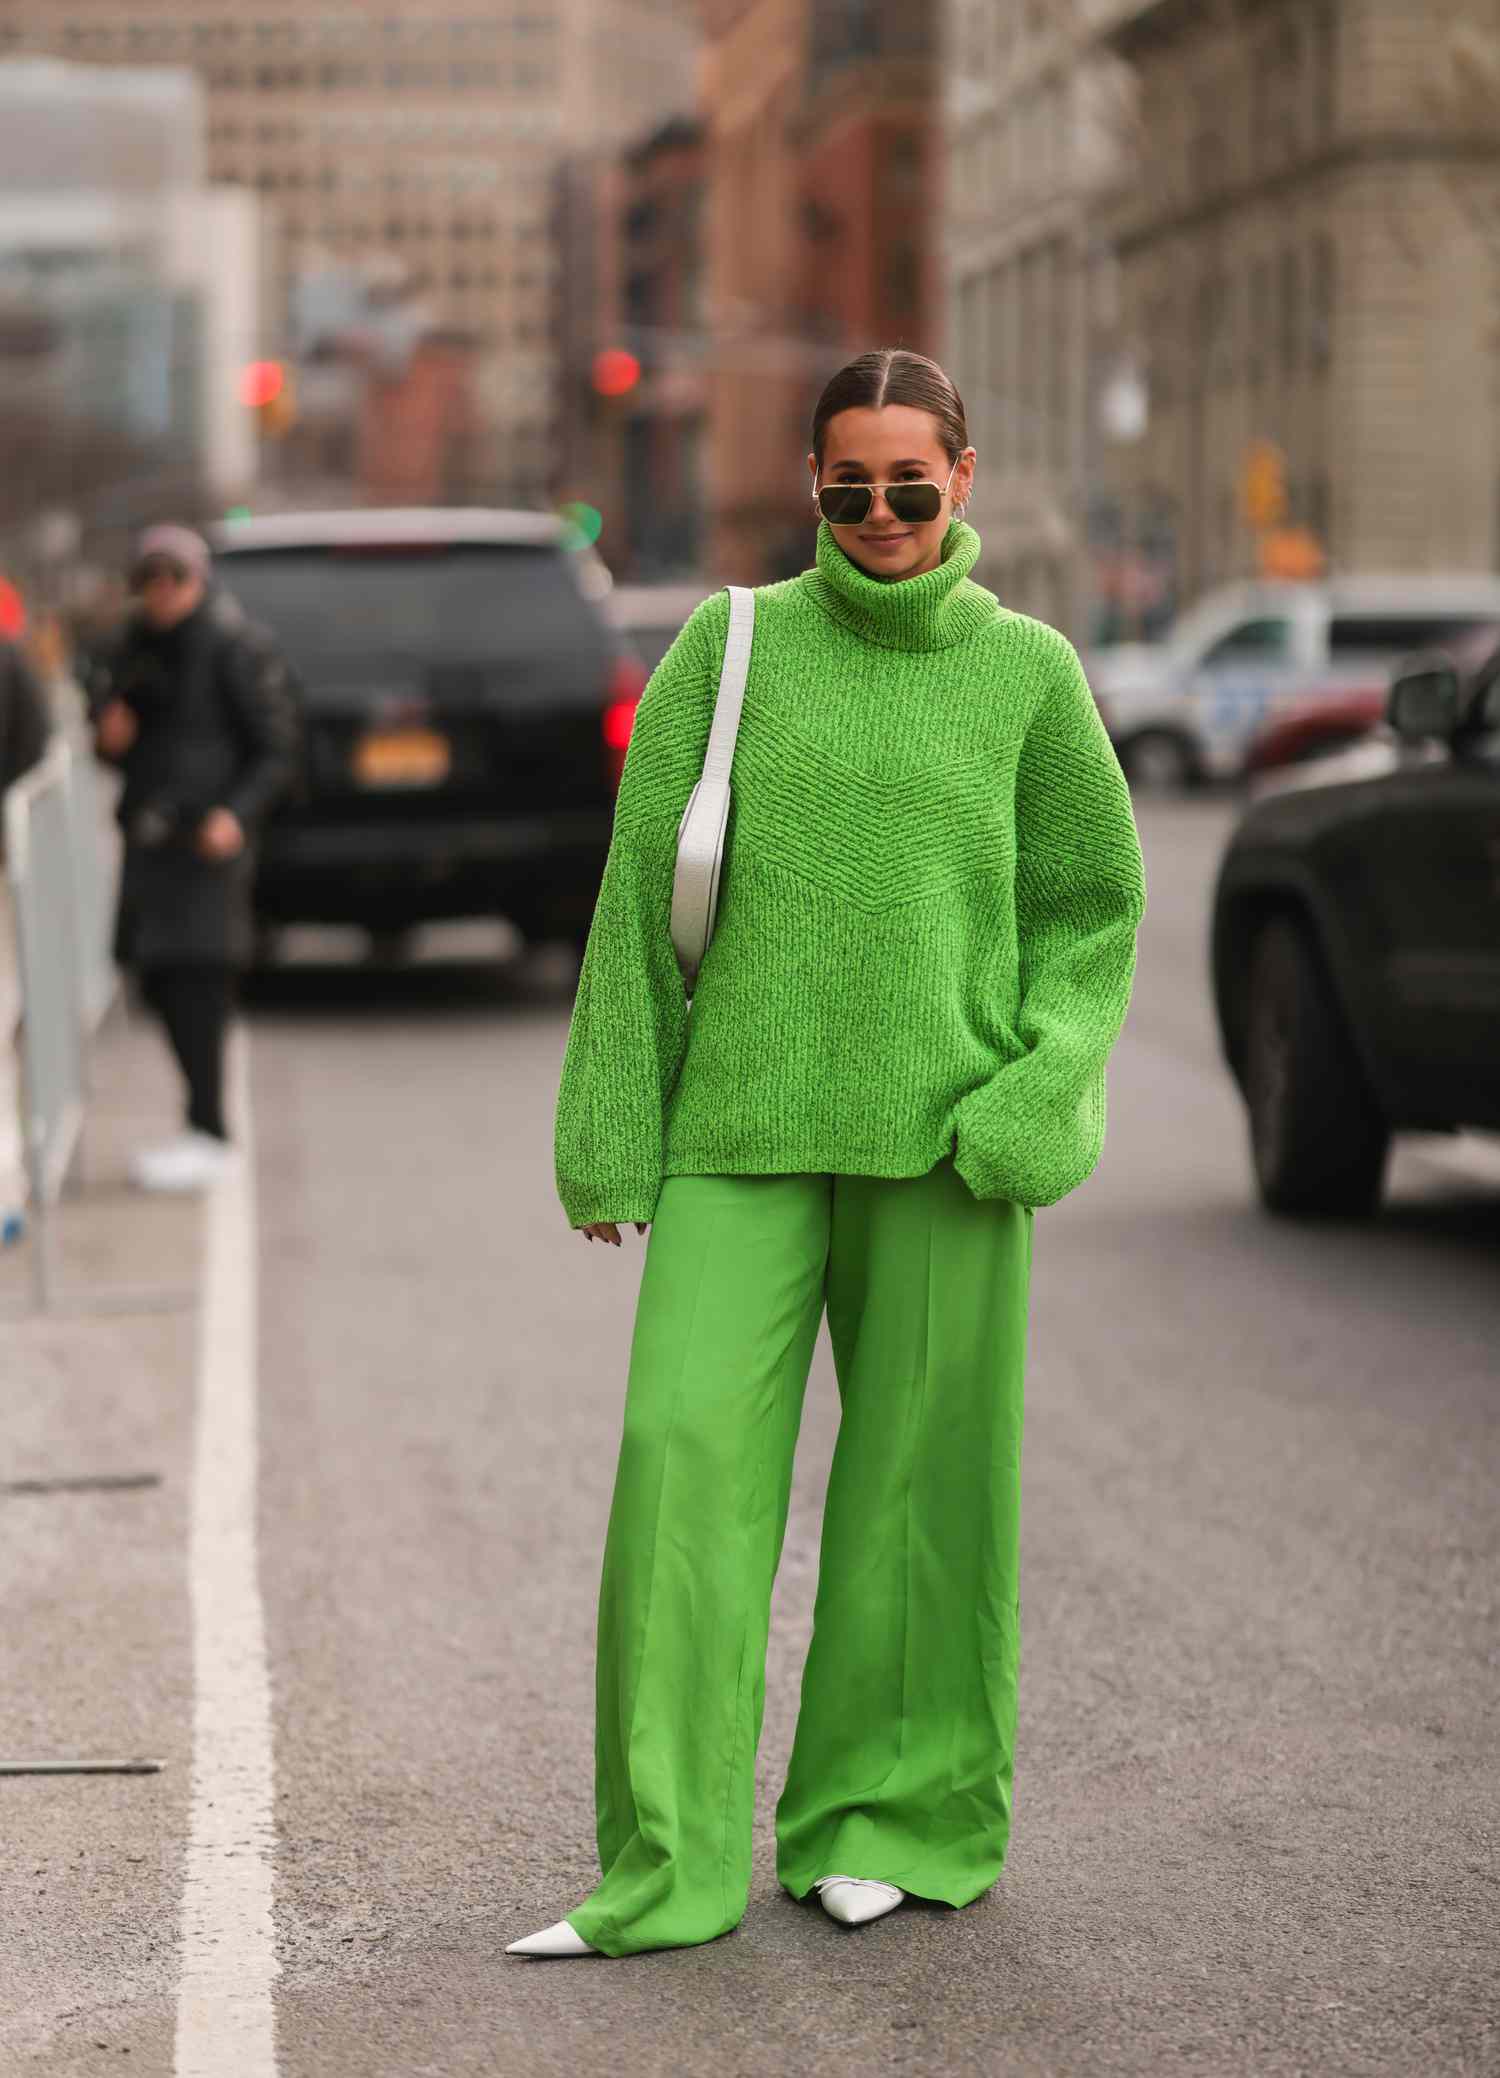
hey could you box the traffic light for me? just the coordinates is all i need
[558,500,604,548]
[240,360,296,437]
[1240,440,1288,531]
[0,575,25,640]
[591,348,641,399]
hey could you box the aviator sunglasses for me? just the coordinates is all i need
[814,453,962,527]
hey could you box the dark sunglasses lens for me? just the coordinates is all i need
[885,483,942,522]
[818,484,873,524]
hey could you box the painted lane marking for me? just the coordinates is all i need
[174,1027,278,2078]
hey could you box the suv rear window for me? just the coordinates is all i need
[218,544,601,664]
[1329,614,1494,654]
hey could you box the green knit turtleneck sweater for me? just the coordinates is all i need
[553,518,1146,1228]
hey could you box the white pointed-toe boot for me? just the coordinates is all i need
[814,1875,905,1926]
[505,1918,597,1958]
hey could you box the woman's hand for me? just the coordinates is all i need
[580,1221,649,1245]
[197,806,246,862]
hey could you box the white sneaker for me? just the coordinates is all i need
[814,1874,905,1926]
[130,1130,238,1194]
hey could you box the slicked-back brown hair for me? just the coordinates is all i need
[810,349,969,468]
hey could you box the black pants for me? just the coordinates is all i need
[139,965,236,1141]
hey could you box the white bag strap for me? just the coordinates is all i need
[702,585,754,785]
[669,584,754,989]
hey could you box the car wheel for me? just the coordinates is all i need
[1120,729,1196,792]
[1244,915,1389,1217]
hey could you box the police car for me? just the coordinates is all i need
[1088,575,1500,789]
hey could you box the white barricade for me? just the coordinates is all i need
[2,734,123,1311]
[61,726,117,1036]
[4,743,86,1307]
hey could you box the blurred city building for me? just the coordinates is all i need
[3,2,700,511]
[0,57,265,582]
[698,0,940,583]
[555,117,707,580]
[281,263,484,506]
[944,0,1137,637]
[1088,0,1500,614]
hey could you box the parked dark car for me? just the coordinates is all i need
[1211,635,1500,1216]
[209,509,647,958]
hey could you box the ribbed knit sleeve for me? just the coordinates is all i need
[951,631,1145,1209]
[552,595,725,1228]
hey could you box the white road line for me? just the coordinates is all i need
[174,1026,279,2078]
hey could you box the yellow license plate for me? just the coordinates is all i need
[352,726,451,788]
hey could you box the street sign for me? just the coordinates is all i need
[1240,440,1288,531]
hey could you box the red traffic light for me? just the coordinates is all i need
[239,360,286,410]
[592,349,641,398]
[0,576,24,640]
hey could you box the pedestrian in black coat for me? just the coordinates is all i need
[93,524,299,1191]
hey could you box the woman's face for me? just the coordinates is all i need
[808,405,975,582]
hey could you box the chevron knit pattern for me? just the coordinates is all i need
[553,518,1146,1229]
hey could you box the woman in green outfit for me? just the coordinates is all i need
[509,349,1146,1960]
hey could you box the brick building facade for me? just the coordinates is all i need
[697,0,940,583]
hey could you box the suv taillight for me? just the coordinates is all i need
[603,654,646,789]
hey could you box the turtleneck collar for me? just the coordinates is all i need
[799,518,1000,652]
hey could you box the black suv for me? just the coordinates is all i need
[1212,637,1500,1215]
[211,509,647,957]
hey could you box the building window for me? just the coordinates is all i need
[1308,232,1334,370]
[1278,247,1301,375]
[1147,294,1175,412]
[1305,471,1331,553]
[1247,257,1270,388]
[1207,487,1231,582]
[1017,250,1040,466]
[885,241,920,319]
[1312,5,1338,140]
[986,264,1008,467]
[1046,240,1069,474]
[1197,272,1232,387]
[883,129,923,204]
[958,274,983,425]
[1253,18,1304,171]
[1191,127,1226,197]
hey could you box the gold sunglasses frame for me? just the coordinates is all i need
[812,453,963,526]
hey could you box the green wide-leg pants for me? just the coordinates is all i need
[566,1155,1033,1958]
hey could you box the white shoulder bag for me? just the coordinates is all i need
[669,584,754,994]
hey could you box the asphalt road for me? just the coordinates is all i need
[6,797,1498,2076]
